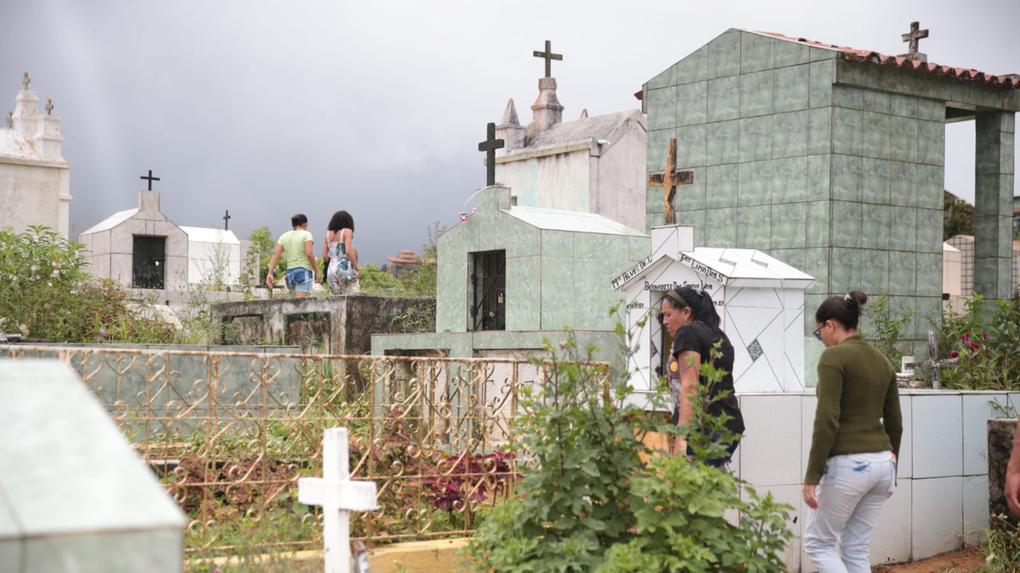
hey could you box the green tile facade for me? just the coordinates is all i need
[375,186,648,362]
[644,29,1019,353]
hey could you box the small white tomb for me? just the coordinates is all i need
[612,225,814,396]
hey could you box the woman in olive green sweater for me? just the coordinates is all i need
[802,291,902,573]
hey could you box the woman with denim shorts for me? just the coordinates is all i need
[803,291,902,573]
[266,213,320,297]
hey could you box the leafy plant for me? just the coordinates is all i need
[938,294,1020,390]
[863,295,914,367]
[0,226,176,343]
[467,312,794,572]
[981,514,1020,572]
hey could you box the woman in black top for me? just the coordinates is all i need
[660,286,744,467]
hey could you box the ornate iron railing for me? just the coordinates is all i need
[0,345,608,556]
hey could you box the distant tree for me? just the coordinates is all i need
[397,222,445,297]
[944,190,975,240]
[248,226,283,285]
[359,265,402,294]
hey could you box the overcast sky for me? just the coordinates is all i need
[2,0,1017,264]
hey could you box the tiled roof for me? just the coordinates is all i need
[755,31,1020,89]
[636,30,1020,100]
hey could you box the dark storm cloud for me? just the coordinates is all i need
[2,0,1017,263]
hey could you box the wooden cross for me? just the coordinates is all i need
[298,428,378,573]
[140,169,160,191]
[532,40,563,78]
[45,98,53,116]
[223,209,231,230]
[901,21,929,60]
[478,122,504,187]
[648,137,693,225]
[21,72,29,90]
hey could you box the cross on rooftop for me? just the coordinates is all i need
[45,98,53,116]
[900,21,929,61]
[648,137,694,226]
[21,72,29,90]
[478,122,504,187]
[298,428,378,573]
[140,170,160,191]
[533,40,563,78]
[223,209,231,230]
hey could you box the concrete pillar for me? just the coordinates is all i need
[973,111,1015,299]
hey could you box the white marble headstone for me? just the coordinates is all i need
[0,360,186,573]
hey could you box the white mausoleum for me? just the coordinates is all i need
[613,225,814,396]
[492,60,647,231]
[0,74,70,237]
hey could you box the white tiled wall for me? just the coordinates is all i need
[912,394,964,478]
[737,390,1008,571]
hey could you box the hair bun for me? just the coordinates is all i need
[847,291,868,307]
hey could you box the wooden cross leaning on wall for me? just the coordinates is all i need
[648,137,694,225]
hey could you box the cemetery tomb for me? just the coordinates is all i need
[371,184,649,363]
[614,224,813,395]
[0,74,70,238]
[0,360,185,573]
[492,40,647,232]
[641,28,1020,358]
[79,187,189,295]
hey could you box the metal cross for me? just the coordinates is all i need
[45,98,53,116]
[223,209,231,230]
[478,122,504,187]
[901,21,929,59]
[647,137,694,225]
[140,169,161,191]
[21,72,29,90]
[532,40,563,78]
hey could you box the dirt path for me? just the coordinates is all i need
[873,547,985,573]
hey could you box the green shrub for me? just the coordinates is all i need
[938,294,1020,390]
[0,225,176,343]
[862,295,913,367]
[467,315,793,572]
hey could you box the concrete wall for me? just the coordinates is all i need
[0,158,70,237]
[594,124,647,231]
[498,144,591,213]
[734,390,1013,571]
[212,294,436,355]
[187,239,241,286]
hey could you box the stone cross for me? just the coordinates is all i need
[298,428,378,573]
[140,169,160,191]
[45,98,53,116]
[900,21,929,61]
[223,209,231,230]
[533,40,563,78]
[478,122,504,187]
[648,137,694,225]
[21,72,29,90]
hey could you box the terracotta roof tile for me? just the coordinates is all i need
[755,30,1020,89]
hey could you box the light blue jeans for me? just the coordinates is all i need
[804,451,896,573]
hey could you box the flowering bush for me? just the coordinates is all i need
[0,226,176,343]
[938,294,1020,390]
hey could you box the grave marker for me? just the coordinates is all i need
[298,428,378,573]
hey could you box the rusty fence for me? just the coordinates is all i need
[0,344,609,556]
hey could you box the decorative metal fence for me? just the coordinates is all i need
[0,344,605,556]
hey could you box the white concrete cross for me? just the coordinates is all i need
[299,428,378,573]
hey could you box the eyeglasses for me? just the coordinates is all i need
[812,328,822,341]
